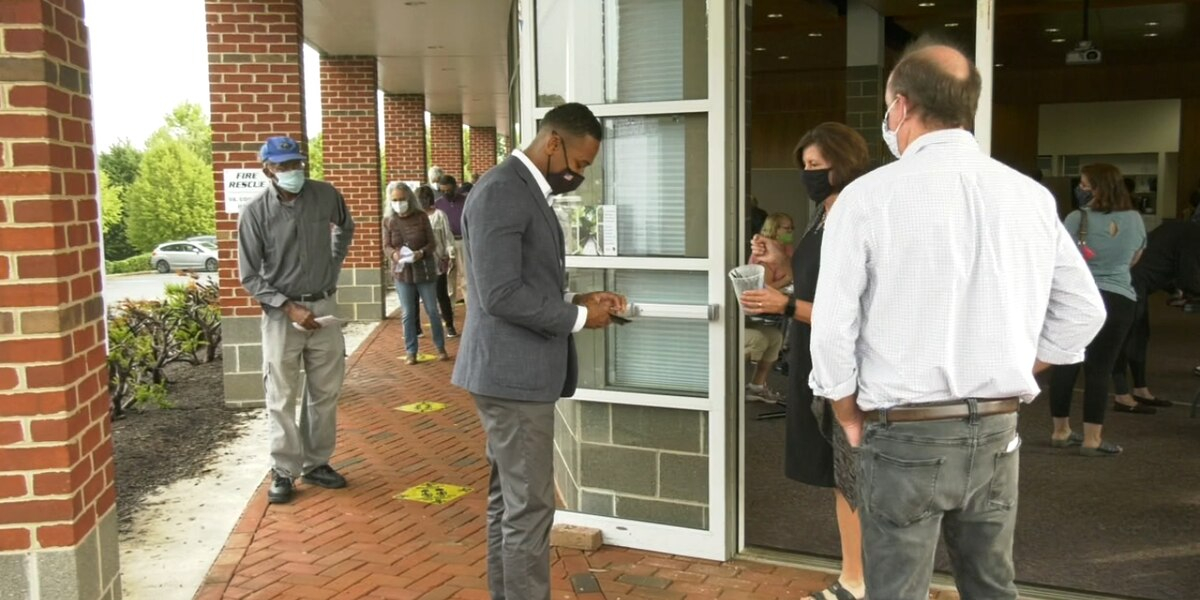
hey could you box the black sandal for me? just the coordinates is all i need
[1080,440,1122,457]
[810,581,863,600]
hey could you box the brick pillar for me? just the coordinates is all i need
[206,0,306,407]
[320,56,383,322]
[383,94,426,183]
[430,113,464,182]
[468,126,497,180]
[0,2,121,598]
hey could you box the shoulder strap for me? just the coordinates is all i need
[1076,209,1089,244]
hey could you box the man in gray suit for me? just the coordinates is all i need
[452,103,625,600]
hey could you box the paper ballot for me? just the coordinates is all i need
[292,315,342,331]
[397,247,415,264]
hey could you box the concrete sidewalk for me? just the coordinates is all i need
[193,309,962,599]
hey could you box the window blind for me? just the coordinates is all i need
[610,271,708,394]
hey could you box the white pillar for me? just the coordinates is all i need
[975,0,995,155]
[847,0,884,68]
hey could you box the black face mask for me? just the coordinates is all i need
[1074,187,1093,208]
[802,169,834,204]
[546,132,585,195]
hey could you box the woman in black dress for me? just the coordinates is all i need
[742,123,871,600]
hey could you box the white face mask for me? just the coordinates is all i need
[881,97,907,159]
[275,170,306,193]
[391,200,409,215]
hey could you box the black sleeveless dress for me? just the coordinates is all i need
[781,212,858,508]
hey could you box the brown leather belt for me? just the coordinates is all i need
[866,398,1020,424]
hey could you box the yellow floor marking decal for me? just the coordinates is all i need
[395,482,472,505]
[396,401,447,414]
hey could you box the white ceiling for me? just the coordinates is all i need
[304,0,512,130]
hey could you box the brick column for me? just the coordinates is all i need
[0,2,121,598]
[383,94,426,183]
[468,126,497,180]
[320,56,383,322]
[206,0,306,407]
[430,113,464,182]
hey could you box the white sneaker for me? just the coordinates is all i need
[746,384,780,404]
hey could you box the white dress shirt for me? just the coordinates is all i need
[809,129,1106,411]
[512,149,588,333]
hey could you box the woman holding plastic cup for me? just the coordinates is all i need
[741,122,871,600]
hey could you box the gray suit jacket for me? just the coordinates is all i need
[450,156,580,402]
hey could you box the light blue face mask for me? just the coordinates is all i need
[275,170,306,193]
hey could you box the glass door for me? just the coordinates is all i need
[521,0,737,559]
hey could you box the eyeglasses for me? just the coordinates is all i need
[267,161,305,173]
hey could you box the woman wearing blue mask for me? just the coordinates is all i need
[384,182,450,365]
[1050,163,1148,456]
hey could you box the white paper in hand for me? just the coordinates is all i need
[292,315,341,331]
[397,247,415,265]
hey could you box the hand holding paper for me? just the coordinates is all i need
[292,315,342,332]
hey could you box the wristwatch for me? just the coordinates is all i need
[784,298,796,318]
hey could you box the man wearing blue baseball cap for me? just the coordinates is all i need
[237,135,357,504]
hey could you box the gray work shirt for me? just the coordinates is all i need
[237,179,355,309]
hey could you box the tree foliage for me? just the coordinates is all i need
[99,139,143,188]
[124,136,215,252]
[307,134,323,180]
[99,170,124,233]
[147,102,212,165]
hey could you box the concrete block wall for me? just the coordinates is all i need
[206,0,307,408]
[846,65,885,165]
[555,401,709,530]
[319,56,383,322]
[0,1,122,597]
[468,125,497,180]
[383,93,426,183]
[430,113,464,182]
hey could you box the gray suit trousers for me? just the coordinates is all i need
[472,394,556,600]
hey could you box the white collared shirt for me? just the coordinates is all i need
[809,129,1106,411]
[511,149,588,333]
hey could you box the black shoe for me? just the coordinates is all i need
[302,464,347,489]
[268,472,294,504]
[1113,402,1156,415]
[1133,394,1172,408]
[446,327,459,339]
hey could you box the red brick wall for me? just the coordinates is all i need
[383,94,425,183]
[468,126,497,180]
[430,113,464,182]
[320,56,380,271]
[206,0,306,317]
[0,0,115,551]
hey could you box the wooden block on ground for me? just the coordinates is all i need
[551,524,602,551]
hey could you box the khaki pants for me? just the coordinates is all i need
[745,323,783,363]
[452,238,467,302]
[261,296,346,478]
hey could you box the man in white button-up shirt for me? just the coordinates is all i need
[809,42,1105,599]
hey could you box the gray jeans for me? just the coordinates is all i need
[261,297,346,478]
[858,407,1020,600]
[472,394,556,600]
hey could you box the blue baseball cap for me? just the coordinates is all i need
[259,136,306,164]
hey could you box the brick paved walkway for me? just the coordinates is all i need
[194,308,962,600]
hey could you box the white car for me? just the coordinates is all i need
[151,241,218,273]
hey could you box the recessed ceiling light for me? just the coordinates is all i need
[778,55,790,60]
[918,2,936,7]
[995,63,1004,68]
[1145,21,1160,27]
[807,32,823,38]
[754,47,766,51]
[767,13,783,18]
[1045,27,1060,33]
[945,22,960,28]
[1144,32,1159,37]
[1051,38,1067,43]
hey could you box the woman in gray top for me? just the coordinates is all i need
[1049,163,1147,456]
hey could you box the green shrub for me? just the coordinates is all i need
[105,253,152,275]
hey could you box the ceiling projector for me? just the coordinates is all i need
[1066,41,1102,65]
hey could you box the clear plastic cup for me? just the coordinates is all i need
[728,264,765,298]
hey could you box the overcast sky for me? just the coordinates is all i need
[85,0,322,153]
